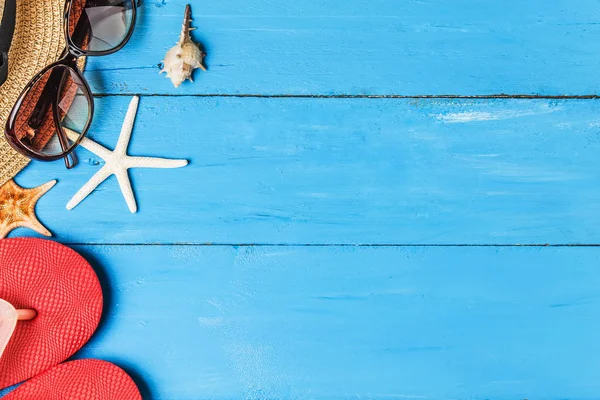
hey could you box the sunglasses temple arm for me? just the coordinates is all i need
[50,92,78,169]
[63,151,77,169]
[27,67,66,131]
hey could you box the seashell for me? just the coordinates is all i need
[160,4,207,88]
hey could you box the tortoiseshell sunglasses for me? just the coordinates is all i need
[4,0,139,169]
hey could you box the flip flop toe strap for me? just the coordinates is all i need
[0,299,17,359]
[0,299,36,359]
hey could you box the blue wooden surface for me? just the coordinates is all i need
[86,0,600,96]
[14,97,600,245]
[55,246,600,399]
[4,0,600,399]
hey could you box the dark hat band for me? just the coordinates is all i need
[0,0,16,86]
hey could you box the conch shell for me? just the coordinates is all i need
[160,4,207,88]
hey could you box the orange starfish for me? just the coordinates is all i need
[0,180,56,239]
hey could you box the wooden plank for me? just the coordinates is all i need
[86,0,600,96]
[14,96,600,245]
[8,244,593,399]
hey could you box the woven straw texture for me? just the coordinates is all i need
[0,0,66,186]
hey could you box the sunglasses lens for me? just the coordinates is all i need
[13,65,91,157]
[68,0,135,53]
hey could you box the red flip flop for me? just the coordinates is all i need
[0,238,103,389]
[3,359,142,399]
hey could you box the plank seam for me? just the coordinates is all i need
[94,93,600,99]
[64,243,600,247]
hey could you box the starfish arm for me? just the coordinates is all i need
[78,137,114,158]
[126,156,188,169]
[20,217,52,237]
[115,168,137,213]
[0,180,56,238]
[60,97,187,213]
[64,128,113,158]
[0,220,12,239]
[28,180,57,205]
[66,165,112,210]
[115,96,140,156]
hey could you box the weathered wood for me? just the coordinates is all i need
[14,96,600,245]
[64,244,600,399]
[1,1,596,399]
[86,0,600,96]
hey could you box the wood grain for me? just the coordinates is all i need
[61,244,600,399]
[13,96,600,245]
[86,0,600,96]
[2,1,598,398]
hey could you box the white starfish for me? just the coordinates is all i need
[66,96,188,213]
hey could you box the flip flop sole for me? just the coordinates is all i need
[3,359,142,399]
[0,238,103,389]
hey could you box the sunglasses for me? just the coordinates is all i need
[4,0,139,169]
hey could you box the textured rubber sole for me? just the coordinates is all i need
[3,359,142,399]
[0,238,103,389]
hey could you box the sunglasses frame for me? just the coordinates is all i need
[4,0,139,166]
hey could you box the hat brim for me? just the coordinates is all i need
[0,0,85,186]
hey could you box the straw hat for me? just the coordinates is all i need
[0,1,77,186]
